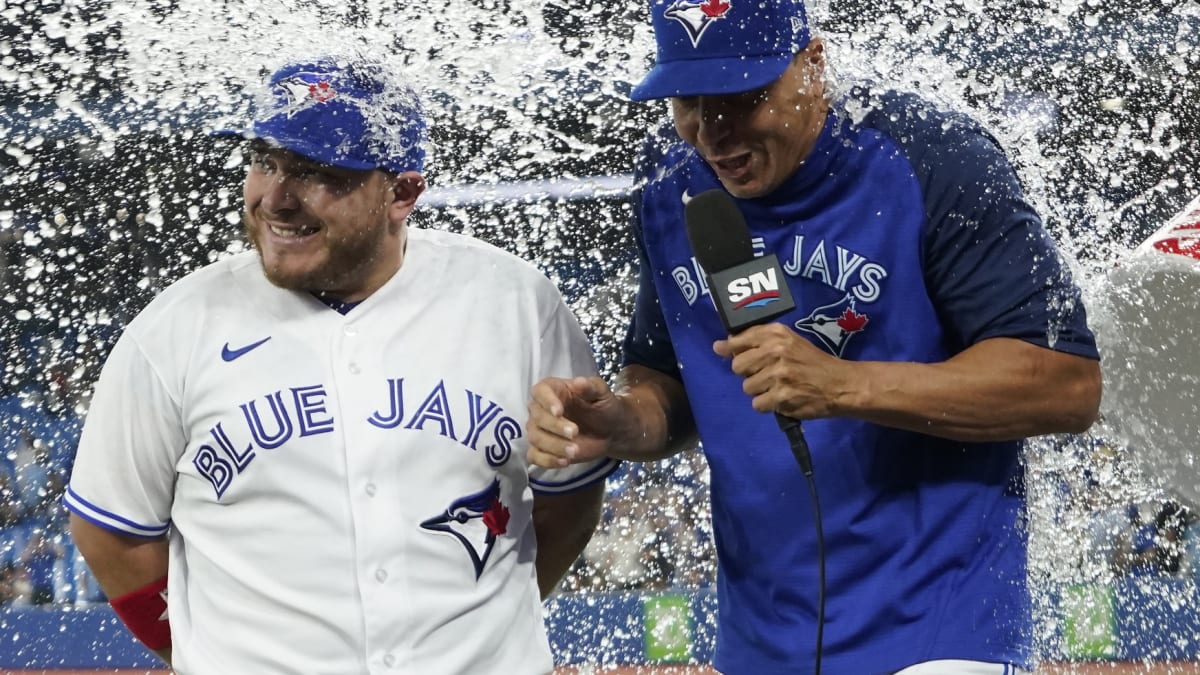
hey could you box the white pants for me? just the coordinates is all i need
[893,660,1031,675]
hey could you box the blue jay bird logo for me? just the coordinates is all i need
[664,0,732,48]
[795,294,870,357]
[420,479,510,580]
[273,74,338,117]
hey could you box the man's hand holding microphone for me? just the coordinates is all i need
[526,189,830,473]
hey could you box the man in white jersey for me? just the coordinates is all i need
[64,56,617,674]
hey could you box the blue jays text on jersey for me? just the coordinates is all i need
[671,234,889,307]
[194,377,522,499]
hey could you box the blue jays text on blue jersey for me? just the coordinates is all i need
[670,234,889,307]
[193,378,521,499]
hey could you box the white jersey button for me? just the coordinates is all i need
[344,325,358,336]
[375,568,388,583]
[383,654,396,667]
[348,363,361,374]
[364,483,377,497]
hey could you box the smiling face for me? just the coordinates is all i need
[670,39,829,199]
[242,142,424,301]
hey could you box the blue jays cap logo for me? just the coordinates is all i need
[420,478,510,580]
[795,294,870,357]
[664,0,731,48]
[273,73,339,118]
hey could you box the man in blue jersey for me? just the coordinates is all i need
[526,0,1102,674]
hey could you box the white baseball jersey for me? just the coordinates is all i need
[65,227,619,675]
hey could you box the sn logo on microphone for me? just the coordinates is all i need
[728,268,781,309]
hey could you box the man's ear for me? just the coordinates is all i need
[388,171,426,222]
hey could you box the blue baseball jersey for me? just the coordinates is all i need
[623,88,1098,675]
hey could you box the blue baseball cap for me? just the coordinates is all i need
[215,57,426,173]
[631,0,812,101]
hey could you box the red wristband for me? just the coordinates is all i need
[110,575,171,651]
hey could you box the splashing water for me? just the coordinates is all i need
[1,0,1199,668]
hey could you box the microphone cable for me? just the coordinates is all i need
[777,415,825,675]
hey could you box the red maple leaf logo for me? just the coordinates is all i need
[307,81,336,102]
[837,308,869,333]
[482,499,510,536]
[700,0,730,18]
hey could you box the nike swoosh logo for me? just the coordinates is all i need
[221,337,272,362]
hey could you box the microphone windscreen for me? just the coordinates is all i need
[685,189,754,273]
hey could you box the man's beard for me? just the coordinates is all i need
[243,213,386,295]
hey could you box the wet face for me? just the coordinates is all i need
[242,143,423,301]
[671,39,829,199]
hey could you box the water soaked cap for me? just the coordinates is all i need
[631,0,811,101]
[215,57,426,173]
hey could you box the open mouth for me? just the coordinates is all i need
[268,224,320,238]
[714,154,751,172]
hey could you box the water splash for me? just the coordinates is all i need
[2,0,1199,668]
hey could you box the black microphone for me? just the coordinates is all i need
[683,189,814,476]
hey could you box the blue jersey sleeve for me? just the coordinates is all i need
[620,124,684,378]
[620,193,683,378]
[875,94,1100,359]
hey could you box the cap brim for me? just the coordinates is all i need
[629,53,794,101]
[209,125,378,171]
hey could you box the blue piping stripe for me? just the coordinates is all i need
[64,501,169,540]
[531,459,621,495]
[529,458,619,488]
[64,486,170,535]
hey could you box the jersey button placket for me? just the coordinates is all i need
[343,321,360,374]
[335,320,401,672]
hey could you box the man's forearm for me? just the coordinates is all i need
[835,337,1101,442]
[533,481,605,598]
[610,364,698,461]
